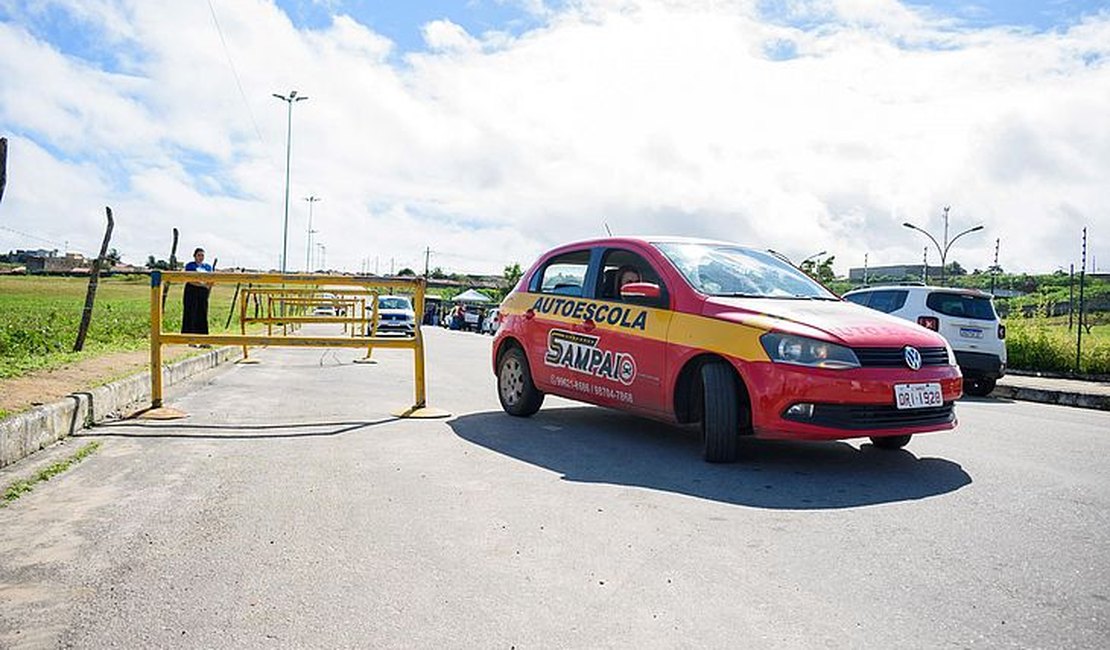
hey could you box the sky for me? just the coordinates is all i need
[1,0,1108,276]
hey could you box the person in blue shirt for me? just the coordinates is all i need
[182,247,213,336]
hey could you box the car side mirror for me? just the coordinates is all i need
[620,282,662,300]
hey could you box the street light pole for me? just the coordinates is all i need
[903,207,983,286]
[272,90,308,274]
[304,195,320,272]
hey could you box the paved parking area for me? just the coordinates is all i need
[1,326,1108,648]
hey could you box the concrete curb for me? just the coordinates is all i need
[992,384,1110,411]
[0,347,239,468]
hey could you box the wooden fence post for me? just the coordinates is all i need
[0,137,8,208]
[160,227,179,311]
[73,207,115,352]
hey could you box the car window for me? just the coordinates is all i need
[867,290,909,314]
[378,297,412,310]
[843,293,870,306]
[926,292,997,321]
[537,250,590,297]
[654,242,836,299]
[596,248,668,307]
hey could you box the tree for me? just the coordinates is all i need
[503,262,523,286]
[397,267,416,277]
[146,255,171,270]
[946,260,967,276]
[799,255,837,285]
[105,248,121,268]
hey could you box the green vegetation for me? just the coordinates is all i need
[0,275,241,379]
[1005,315,1110,375]
[1,441,101,507]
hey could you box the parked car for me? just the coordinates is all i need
[376,295,416,335]
[842,285,1006,396]
[481,308,502,335]
[492,237,962,463]
[313,305,336,317]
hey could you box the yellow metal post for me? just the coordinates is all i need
[150,275,163,408]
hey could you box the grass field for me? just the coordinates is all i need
[0,275,243,380]
[1004,314,1110,375]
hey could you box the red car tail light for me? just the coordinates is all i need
[917,316,939,331]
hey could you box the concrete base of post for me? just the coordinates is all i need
[236,358,262,365]
[390,406,451,419]
[353,357,378,365]
[135,406,189,420]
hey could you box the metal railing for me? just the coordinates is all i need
[148,271,443,418]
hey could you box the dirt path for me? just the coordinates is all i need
[0,346,192,417]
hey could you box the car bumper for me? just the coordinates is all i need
[954,351,1005,380]
[377,322,415,333]
[737,361,963,441]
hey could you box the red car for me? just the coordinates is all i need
[492,237,963,462]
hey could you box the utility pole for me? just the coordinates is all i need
[272,90,308,275]
[304,195,320,272]
[1069,264,1075,331]
[922,247,928,284]
[390,257,395,275]
[1076,228,1087,374]
[424,247,431,279]
[862,252,868,285]
[990,238,1000,296]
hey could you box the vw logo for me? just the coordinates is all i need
[903,346,923,371]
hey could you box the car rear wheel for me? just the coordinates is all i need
[497,346,544,417]
[964,377,996,397]
[701,362,741,463]
[869,434,912,450]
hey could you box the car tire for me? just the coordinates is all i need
[497,346,544,417]
[869,434,912,450]
[963,377,996,397]
[701,362,740,463]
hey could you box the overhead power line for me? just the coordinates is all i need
[0,224,65,248]
[207,0,266,145]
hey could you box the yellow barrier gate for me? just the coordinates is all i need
[145,271,448,420]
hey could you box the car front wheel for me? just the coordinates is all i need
[701,362,741,463]
[963,377,996,397]
[497,346,544,417]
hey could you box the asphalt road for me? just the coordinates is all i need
[1,326,1107,648]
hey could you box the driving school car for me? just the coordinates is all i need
[492,237,963,462]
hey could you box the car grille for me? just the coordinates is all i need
[853,347,949,368]
[784,403,955,430]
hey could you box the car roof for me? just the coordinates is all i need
[845,284,993,297]
[543,235,765,254]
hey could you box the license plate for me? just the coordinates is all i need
[959,327,983,339]
[894,383,943,410]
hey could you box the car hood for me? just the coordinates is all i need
[702,296,947,348]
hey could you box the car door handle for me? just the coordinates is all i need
[575,319,596,333]
[524,309,535,320]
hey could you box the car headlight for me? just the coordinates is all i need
[760,333,860,370]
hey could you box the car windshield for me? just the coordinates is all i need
[379,297,412,310]
[654,242,837,299]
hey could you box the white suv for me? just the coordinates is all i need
[842,285,1007,396]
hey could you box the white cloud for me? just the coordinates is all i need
[1,0,1108,275]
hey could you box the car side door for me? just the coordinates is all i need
[518,248,600,401]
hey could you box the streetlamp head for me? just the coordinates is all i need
[970,225,985,232]
[289,90,298,99]
[272,93,286,101]
[902,222,915,229]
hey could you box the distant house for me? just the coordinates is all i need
[848,264,945,283]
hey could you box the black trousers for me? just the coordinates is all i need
[182,283,210,334]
